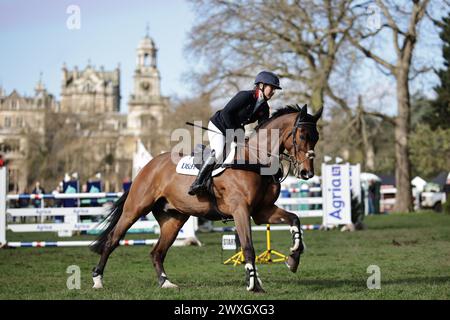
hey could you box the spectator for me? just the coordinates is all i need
[16,187,31,223]
[51,184,63,208]
[80,183,92,207]
[368,179,376,215]
[0,154,4,167]
[32,181,46,208]
[123,176,132,192]
[32,181,46,222]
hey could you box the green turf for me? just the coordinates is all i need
[0,212,449,299]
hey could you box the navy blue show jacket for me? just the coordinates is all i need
[210,90,270,134]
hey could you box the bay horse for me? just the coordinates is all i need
[90,104,322,293]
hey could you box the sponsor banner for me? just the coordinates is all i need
[322,164,352,225]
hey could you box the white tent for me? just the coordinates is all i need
[412,176,427,192]
[360,172,381,182]
[132,140,153,180]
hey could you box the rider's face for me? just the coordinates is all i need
[263,85,276,100]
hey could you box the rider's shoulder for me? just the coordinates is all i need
[234,90,255,100]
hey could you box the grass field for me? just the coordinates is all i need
[0,211,449,300]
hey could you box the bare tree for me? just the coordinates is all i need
[345,0,441,212]
[186,0,357,113]
[166,94,213,151]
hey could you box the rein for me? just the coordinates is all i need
[236,117,317,181]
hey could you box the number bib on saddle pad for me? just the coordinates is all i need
[176,142,237,176]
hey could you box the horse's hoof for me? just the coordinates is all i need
[286,256,299,273]
[92,275,103,289]
[161,279,179,289]
[247,283,266,293]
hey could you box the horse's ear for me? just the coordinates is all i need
[300,104,307,120]
[313,106,323,122]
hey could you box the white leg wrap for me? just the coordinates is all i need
[92,275,103,289]
[161,280,179,289]
[245,263,263,291]
[245,263,255,291]
[160,273,179,289]
[290,226,301,252]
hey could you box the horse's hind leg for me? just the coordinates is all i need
[150,208,188,289]
[253,205,305,273]
[92,195,155,288]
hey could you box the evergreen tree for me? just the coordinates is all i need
[424,13,450,129]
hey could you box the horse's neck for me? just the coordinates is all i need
[244,117,289,162]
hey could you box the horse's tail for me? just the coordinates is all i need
[89,189,130,255]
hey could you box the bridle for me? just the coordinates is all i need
[237,111,317,182]
[281,114,317,179]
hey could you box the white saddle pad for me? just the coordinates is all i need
[176,142,237,176]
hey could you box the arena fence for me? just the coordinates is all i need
[1,164,362,248]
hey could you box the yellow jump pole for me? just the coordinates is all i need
[256,224,287,263]
[223,249,245,266]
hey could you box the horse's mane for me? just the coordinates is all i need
[255,104,304,131]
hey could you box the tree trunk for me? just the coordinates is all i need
[394,69,413,212]
[365,144,375,171]
[358,97,375,171]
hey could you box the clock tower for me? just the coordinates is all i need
[127,28,169,154]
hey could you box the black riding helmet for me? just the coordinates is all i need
[254,71,282,90]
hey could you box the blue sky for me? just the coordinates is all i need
[0,1,446,116]
[0,0,195,112]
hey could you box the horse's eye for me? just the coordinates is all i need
[300,135,306,140]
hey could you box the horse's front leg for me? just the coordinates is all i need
[232,205,265,293]
[253,205,305,273]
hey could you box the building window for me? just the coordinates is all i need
[16,117,23,128]
[84,82,93,93]
[4,117,11,128]
[11,101,18,109]
[144,53,150,66]
[0,139,19,153]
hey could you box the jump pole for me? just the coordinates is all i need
[224,224,288,265]
[0,168,199,248]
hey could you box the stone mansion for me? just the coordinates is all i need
[0,33,169,192]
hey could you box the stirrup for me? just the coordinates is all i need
[188,184,206,195]
[188,152,216,196]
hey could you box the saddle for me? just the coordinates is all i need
[185,143,280,175]
[179,143,283,222]
[192,144,219,170]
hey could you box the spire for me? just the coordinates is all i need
[137,24,157,68]
[138,24,156,50]
[35,71,46,93]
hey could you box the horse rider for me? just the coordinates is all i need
[188,71,282,195]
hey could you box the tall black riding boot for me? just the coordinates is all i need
[188,151,216,195]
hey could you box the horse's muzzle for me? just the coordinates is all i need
[300,170,314,180]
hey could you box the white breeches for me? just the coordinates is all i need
[208,121,226,162]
